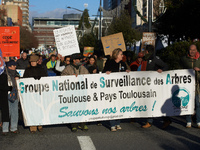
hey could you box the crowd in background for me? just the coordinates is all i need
[0,44,200,135]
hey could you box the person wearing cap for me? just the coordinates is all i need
[3,60,20,135]
[61,53,89,132]
[23,54,47,133]
[130,52,146,71]
[61,53,89,76]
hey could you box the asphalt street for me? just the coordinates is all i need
[0,117,200,150]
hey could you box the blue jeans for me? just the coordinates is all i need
[2,100,19,132]
[110,120,120,127]
[186,94,200,123]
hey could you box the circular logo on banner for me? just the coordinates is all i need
[172,88,190,108]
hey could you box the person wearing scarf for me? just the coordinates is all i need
[3,60,20,135]
[23,54,47,133]
[61,53,89,132]
[181,44,200,128]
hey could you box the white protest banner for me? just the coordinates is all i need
[53,26,80,56]
[17,69,195,126]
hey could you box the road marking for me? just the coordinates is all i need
[77,136,96,150]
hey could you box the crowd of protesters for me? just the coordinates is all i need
[0,44,200,135]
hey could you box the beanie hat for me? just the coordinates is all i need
[6,60,17,67]
[71,53,83,60]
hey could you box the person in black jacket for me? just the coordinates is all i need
[16,52,29,69]
[23,54,47,133]
[86,55,99,74]
[103,48,130,132]
[0,70,12,135]
[141,45,170,129]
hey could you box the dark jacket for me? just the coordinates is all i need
[0,71,11,122]
[181,53,200,89]
[144,53,168,71]
[86,64,99,74]
[7,69,20,89]
[103,59,127,73]
[181,54,200,70]
[16,58,29,69]
[23,65,47,79]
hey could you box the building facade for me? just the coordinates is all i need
[103,0,165,28]
[0,5,22,26]
[33,14,88,48]
[1,0,29,27]
[32,14,111,49]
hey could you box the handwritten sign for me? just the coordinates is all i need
[53,26,80,56]
[0,27,20,57]
[141,32,156,51]
[101,32,126,56]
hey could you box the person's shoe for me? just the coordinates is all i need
[116,125,122,130]
[142,122,152,128]
[111,126,117,132]
[2,132,9,136]
[197,123,200,129]
[162,120,172,129]
[11,130,19,134]
[186,122,192,128]
[72,127,78,132]
[82,125,88,131]
[30,131,36,134]
[97,123,102,126]
[38,126,43,132]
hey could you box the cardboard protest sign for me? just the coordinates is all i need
[83,47,94,57]
[141,32,156,51]
[53,26,80,56]
[0,27,20,57]
[101,32,126,56]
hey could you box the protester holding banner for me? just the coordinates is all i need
[16,52,29,69]
[23,54,47,133]
[55,54,71,73]
[103,48,130,131]
[181,44,200,128]
[0,53,13,135]
[4,60,20,134]
[142,45,169,129]
[61,53,89,132]
[86,55,99,74]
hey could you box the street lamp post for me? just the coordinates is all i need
[67,6,85,36]
[99,0,102,40]
[148,0,152,32]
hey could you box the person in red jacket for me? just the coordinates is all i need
[129,52,146,71]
